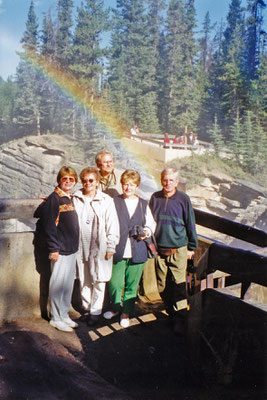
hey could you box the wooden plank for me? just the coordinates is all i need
[194,209,267,247]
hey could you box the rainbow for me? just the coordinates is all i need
[22,50,156,181]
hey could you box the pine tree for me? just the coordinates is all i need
[199,12,216,75]
[241,110,255,170]
[220,0,248,125]
[45,0,75,134]
[41,11,56,63]
[245,0,266,80]
[252,119,267,174]
[249,53,267,128]
[15,62,42,136]
[71,0,109,86]
[164,0,200,134]
[241,111,267,174]
[15,1,42,136]
[196,12,217,139]
[157,31,169,132]
[70,0,110,133]
[201,21,225,140]
[108,0,159,131]
[39,11,58,134]
[144,0,165,132]
[208,114,224,154]
[0,78,17,143]
[229,110,245,163]
[21,0,39,53]
[55,0,73,68]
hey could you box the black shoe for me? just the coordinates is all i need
[87,315,99,327]
[80,312,90,322]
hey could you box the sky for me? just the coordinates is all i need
[0,0,265,81]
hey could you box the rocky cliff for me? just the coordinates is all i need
[0,134,156,199]
[187,172,267,245]
[0,134,266,240]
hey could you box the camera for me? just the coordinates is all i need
[130,225,146,238]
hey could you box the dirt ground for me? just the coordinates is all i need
[0,299,263,400]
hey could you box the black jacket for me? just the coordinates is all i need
[34,187,79,255]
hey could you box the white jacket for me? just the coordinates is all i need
[74,189,119,282]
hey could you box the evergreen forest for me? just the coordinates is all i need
[0,0,266,176]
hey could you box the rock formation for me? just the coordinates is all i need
[187,172,267,245]
[0,134,266,239]
[0,134,157,200]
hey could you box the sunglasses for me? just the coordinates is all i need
[82,179,96,183]
[61,176,75,182]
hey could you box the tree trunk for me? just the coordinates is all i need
[36,110,40,136]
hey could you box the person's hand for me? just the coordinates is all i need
[138,228,150,241]
[187,250,194,260]
[49,252,59,262]
[138,234,147,241]
[105,252,115,260]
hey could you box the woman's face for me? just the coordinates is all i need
[122,179,138,198]
[59,175,76,194]
[81,173,98,195]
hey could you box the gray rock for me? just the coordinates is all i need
[221,197,241,208]
[191,198,207,207]
[206,200,227,211]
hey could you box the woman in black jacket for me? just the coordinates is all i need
[34,166,79,332]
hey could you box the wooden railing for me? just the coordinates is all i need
[1,199,266,293]
[124,132,212,150]
[194,208,267,248]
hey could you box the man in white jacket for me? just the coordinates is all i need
[74,167,119,326]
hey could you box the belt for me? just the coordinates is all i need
[158,247,177,256]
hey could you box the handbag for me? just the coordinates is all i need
[144,235,158,259]
[140,199,158,259]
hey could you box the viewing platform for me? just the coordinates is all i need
[122,132,212,163]
[0,198,266,399]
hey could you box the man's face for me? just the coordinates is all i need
[161,173,178,196]
[97,154,114,176]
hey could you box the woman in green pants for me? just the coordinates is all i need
[103,170,155,328]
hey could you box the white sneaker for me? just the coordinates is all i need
[103,311,119,320]
[120,317,130,328]
[49,320,73,332]
[63,317,78,328]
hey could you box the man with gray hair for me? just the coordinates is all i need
[149,168,197,331]
[95,151,120,197]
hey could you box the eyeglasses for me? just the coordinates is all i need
[82,179,96,184]
[100,159,113,165]
[122,182,137,187]
[61,176,75,182]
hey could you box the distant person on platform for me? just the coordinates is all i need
[193,135,199,147]
[130,125,139,136]
[130,125,140,141]
[163,133,170,148]
[172,135,178,148]
[95,151,120,197]
[188,131,194,145]
[149,168,198,333]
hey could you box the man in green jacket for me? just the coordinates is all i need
[149,168,198,332]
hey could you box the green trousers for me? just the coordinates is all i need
[109,259,145,315]
[155,246,188,314]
